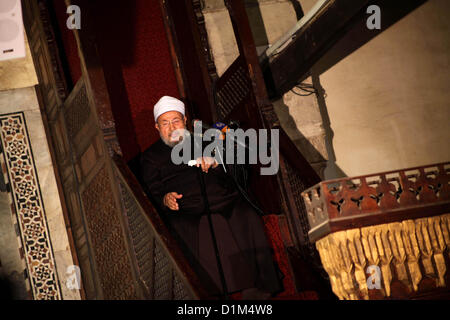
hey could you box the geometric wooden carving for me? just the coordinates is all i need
[117,173,193,300]
[215,56,251,120]
[64,83,90,139]
[81,165,136,299]
[303,162,450,299]
[283,158,316,253]
[153,240,172,299]
[316,214,450,299]
[303,162,450,242]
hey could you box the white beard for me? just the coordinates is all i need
[161,128,190,148]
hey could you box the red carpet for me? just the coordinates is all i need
[229,214,319,300]
[262,215,318,300]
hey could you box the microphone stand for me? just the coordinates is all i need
[196,142,229,299]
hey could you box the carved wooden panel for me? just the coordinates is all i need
[117,179,154,297]
[193,0,219,84]
[281,157,314,252]
[64,84,90,140]
[215,56,251,120]
[316,214,450,300]
[22,0,139,299]
[81,166,137,299]
[116,165,196,300]
[36,0,69,100]
[173,271,190,300]
[153,240,173,299]
[303,162,450,241]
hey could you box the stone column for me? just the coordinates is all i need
[273,80,329,179]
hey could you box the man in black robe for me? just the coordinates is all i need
[140,96,282,299]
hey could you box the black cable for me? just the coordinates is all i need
[212,78,266,217]
[232,170,266,216]
[290,82,318,96]
[223,140,267,217]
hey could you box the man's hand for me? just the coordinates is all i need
[196,157,218,173]
[163,192,183,211]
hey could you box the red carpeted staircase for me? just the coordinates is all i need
[230,214,319,300]
[262,214,319,300]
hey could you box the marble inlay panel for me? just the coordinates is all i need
[0,87,81,300]
[0,112,61,299]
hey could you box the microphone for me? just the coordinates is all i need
[192,119,208,129]
[213,120,240,133]
[192,119,226,140]
[192,119,249,149]
[191,119,227,173]
[192,119,235,132]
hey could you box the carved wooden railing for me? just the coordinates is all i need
[215,56,251,121]
[112,155,210,300]
[302,162,450,299]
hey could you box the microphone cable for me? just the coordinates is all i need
[211,78,267,216]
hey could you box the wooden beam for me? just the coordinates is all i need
[262,0,428,99]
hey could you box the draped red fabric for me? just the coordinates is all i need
[120,0,180,153]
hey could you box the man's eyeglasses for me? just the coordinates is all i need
[158,118,183,128]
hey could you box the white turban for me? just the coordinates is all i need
[153,96,185,122]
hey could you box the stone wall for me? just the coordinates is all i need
[313,0,450,179]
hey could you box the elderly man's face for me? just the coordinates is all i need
[155,111,187,147]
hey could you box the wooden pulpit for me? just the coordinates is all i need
[302,162,450,300]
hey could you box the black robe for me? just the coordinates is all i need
[140,139,282,295]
